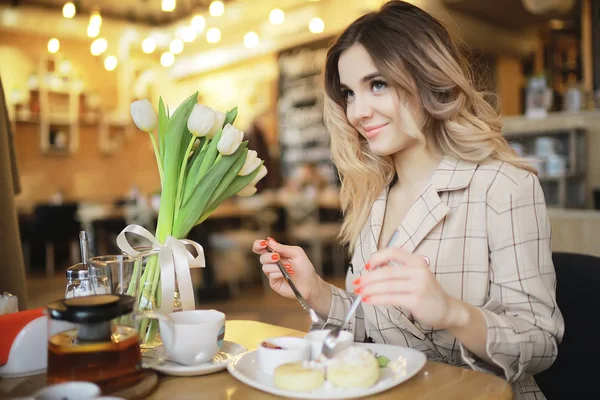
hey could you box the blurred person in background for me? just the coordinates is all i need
[0,76,28,309]
[252,1,563,399]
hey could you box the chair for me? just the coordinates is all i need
[534,252,600,399]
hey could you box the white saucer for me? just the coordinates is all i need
[227,342,427,399]
[143,340,246,377]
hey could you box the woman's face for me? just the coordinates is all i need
[338,43,421,156]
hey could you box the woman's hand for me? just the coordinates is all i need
[252,237,325,304]
[354,248,468,330]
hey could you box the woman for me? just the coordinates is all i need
[252,1,564,398]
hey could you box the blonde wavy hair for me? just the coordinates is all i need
[323,0,536,252]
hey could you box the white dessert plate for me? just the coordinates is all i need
[143,340,246,377]
[226,342,426,399]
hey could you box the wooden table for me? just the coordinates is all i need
[0,320,512,399]
[150,320,513,400]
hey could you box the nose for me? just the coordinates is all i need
[349,94,373,123]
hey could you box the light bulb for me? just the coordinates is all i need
[90,38,108,56]
[87,24,100,38]
[169,38,184,54]
[142,37,156,54]
[62,2,76,19]
[209,1,224,17]
[104,55,118,71]
[90,11,102,27]
[162,0,176,12]
[191,15,206,32]
[244,32,259,48]
[181,27,196,43]
[48,38,60,54]
[206,27,221,43]
[269,9,284,24]
[309,17,325,34]
[161,52,175,67]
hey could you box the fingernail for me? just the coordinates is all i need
[352,277,361,286]
[271,254,280,261]
[284,264,292,269]
[267,237,276,243]
[354,287,363,294]
[362,296,370,302]
[365,263,371,271]
[260,240,268,247]
[289,270,295,275]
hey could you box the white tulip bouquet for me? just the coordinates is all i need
[126,92,267,342]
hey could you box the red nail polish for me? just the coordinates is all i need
[260,240,268,246]
[284,264,292,269]
[362,296,370,302]
[365,263,371,271]
[271,254,280,261]
[352,277,361,286]
[354,287,363,294]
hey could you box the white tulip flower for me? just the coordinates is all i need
[208,110,226,139]
[238,150,261,176]
[217,123,244,155]
[187,104,216,138]
[250,165,268,186]
[236,185,257,197]
[130,99,157,132]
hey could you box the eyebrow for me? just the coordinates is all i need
[339,72,381,89]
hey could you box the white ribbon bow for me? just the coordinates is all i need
[116,224,205,313]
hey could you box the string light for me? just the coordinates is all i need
[244,32,259,48]
[309,17,325,33]
[169,38,184,54]
[206,27,221,43]
[47,38,60,54]
[161,52,175,67]
[269,9,284,24]
[104,55,118,71]
[162,0,176,12]
[87,24,100,38]
[181,27,197,43]
[89,11,102,27]
[90,38,108,56]
[142,37,156,54]
[209,1,224,17]
[191,15,206,32]
[62,2,76,19]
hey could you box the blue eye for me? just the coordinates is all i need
[372,80,387,92]
[341,89,355,100]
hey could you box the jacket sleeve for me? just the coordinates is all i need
[460,173,565,382]
[309,284,366,342]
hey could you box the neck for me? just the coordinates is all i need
[392,142,441,189]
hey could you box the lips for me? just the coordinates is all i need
[363,123,388,139]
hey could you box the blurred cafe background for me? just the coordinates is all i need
[1,0,600,329]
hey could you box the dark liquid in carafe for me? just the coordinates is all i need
[47,325,141,385]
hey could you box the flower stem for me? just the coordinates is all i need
[174,136,197,220]
[148,131,163,185]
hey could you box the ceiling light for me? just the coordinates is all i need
[191,15,206,32]
[47,38,60,54]
[87,24,100,38]
[169,38,184,54]
[62,2,76,19]
[161,51,175,67]
[90,38,108,56]
[90,11,102,27]
[309,17,325,34]
[162,0,176,12]
[104,56,118,71]
[244,32,259,48]
[269,9,284,24]
[181,27,196,43]
[209,1,224,17]
[206,27,221,43]
[142,37,156,54]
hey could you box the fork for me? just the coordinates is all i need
[265,246,326,325]
[320,230,406,358]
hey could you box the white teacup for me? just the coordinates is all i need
[158,309,226,366]
[304,329,354,360]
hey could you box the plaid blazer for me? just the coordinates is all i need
[313,156,565,400]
